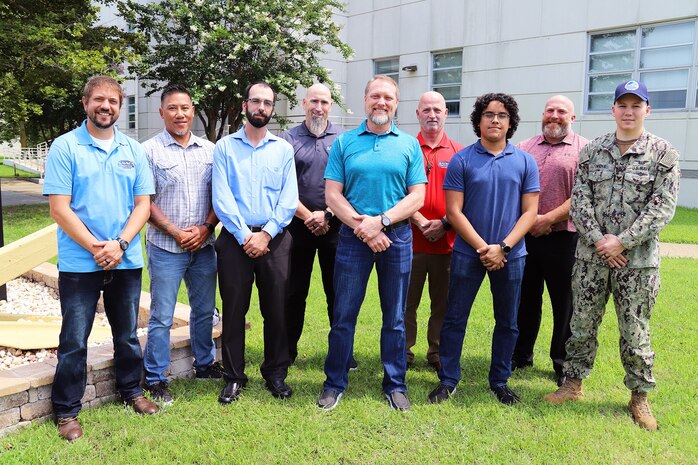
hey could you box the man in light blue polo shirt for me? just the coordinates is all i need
[43,75,158,441]
[427,93,539,406]
[212,81,298,404]
[317,76,426,412]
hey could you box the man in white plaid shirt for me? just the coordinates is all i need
[142,84,224,405]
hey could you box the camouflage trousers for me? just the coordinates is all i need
[563,260,660,392]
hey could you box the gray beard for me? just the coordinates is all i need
[369,113,390,126]
[307,116,327,136]
[543,122,569,140]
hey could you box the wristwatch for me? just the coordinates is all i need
[203,222,215,234]
[324,209,333,220]
[499,241,511,255]
[440,218,452,231]
[116,236,129,251]
[380,213,391,229]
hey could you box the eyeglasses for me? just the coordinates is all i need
[245,98,275,109]
[482,111,510,121]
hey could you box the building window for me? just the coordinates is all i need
[586,20,697,111]
[432,50,462,116]
[128,96,136,129]
[374,58,400,84]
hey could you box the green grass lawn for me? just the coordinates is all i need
[1,258,697,464]
[1,205,697,464]
[659,206,698,244]
[0,158,37,178]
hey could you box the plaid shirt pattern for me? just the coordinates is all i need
[142,130,216,253]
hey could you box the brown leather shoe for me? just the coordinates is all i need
[57,417,83,441]
[126,395,160,415]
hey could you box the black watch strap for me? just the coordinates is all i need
[116,236,129,251]
[324,209,333,220]
[440,218,452,231]
[204,222,215,234]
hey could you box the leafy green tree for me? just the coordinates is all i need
[0,0,141,146]
[119,0,352,141]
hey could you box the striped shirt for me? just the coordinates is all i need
[142,130,215,253]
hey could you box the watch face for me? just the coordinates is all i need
[381,215,390,227]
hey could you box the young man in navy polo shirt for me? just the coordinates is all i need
[428,93,539,406]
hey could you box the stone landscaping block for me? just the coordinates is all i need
[20,398,52,421]
[0,390,28,410]
[8,363,55,388]
[0,376,30,397]
[89,394,117,408]
[95,380,116,398]
[168,356,194,377]
[0,407,20,429]
[1,420,31,438]
[170,345,192,362]
[81,384,96,403]
[87,368,114,385]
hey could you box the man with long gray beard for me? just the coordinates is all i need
[212,81,298,404]
[511,96,588,387]
[279,84,357,368]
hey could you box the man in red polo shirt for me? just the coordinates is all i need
[406,91,463,371]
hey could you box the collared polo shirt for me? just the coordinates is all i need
[412,132,463,254]
[517,131,588,233]
[324,120,426,216]
[43,120,155,272]
[279,121,344,212]
[142,130,216,253]
[443,140,540,259]
[212,125,298,245]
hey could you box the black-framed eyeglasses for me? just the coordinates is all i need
[245,98,275,109]
[482,111,510,121]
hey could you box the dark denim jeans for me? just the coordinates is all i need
[52,269,144,419]
[438,251,525,389]
[323,223,412,395]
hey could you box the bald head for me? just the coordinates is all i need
[416,91,448,136]
[302,83,333,136]
[541,95,576,143]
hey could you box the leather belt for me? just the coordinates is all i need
[383,219,409,232]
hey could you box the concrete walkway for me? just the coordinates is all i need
[0,177,696,258]
[0,178,46,207]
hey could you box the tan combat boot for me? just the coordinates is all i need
[543,377,584,404]
[628,391,657,431]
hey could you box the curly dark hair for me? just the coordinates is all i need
[470,93,520,140]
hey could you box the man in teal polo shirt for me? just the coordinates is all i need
[317,75,426,412]
[43,75,158,441]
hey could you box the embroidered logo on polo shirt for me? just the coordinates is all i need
[438,161,449,168]
[118,160,135,169]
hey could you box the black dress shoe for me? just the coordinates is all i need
[511,359,533,371]
[265,379,293,399]
[218,381,246,404]
[491,385,521,405]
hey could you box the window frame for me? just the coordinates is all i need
[127,95,137,130]
[585,19,698,113]
[431,49,463,118]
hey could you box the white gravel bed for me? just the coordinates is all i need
[0,277,147,370]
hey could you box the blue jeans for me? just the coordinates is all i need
[52,269,144,419]
[323,223,412,395]
[144,243,217,384]
[438,251,525,389]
